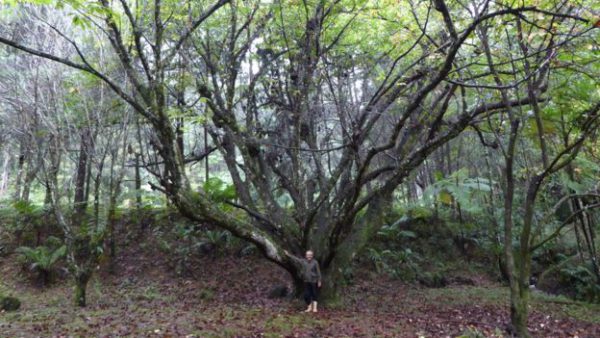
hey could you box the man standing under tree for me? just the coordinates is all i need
[284,250,322,313]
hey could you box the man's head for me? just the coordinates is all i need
[305,250,314,261]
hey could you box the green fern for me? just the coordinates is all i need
[16,244,66,285]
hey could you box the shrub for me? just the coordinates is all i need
[0,295,21,311]
[366,247,421,280]
[559,262,600,303]
[16,239,66,286]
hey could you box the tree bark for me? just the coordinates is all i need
[73,129,91,227]
[0,151,9,195]
[74,271,91,307]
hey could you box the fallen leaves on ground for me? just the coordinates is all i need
[0,246,599,337]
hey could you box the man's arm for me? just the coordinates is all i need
[283,250,305,266]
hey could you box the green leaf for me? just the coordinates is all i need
[438,190,453,205]
[203,177,237,202]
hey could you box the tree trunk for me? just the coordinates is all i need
[73,129,90,227]
[0,151,9,195]
[39,269,50,288]
[12,150,25,201]
[108,194,118,274]
[74,271,91,307]
[291,272,305,299]
[318,263,344,304]
[501,118,531,337]
[509,285,530,338]
[20,161,36,203]
[44,182,52,206]
[288,262,342,304]
[204,124,210,182]
[134,153,144,233]
[93,168,103,228]
[135,153,142,209]
[134,116,144,230]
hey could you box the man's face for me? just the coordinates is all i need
[305,251,313,260]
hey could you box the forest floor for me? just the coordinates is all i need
[1,236,599,338]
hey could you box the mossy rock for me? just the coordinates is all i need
[0,296,21,311]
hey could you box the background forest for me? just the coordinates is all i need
[0,0,599,337]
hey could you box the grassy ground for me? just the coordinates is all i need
[1,244,599,337]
